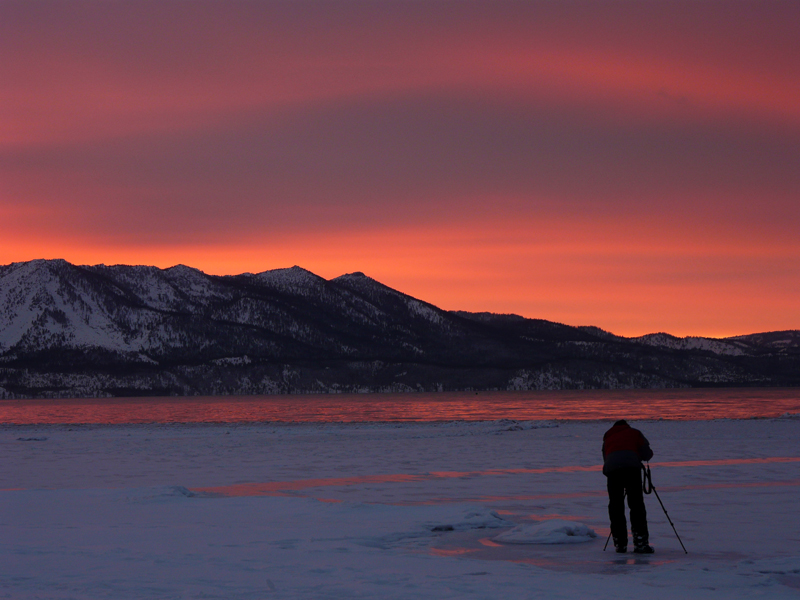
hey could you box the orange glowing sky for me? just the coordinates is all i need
[1,1,798,337]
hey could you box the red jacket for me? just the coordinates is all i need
[602,421,653,476]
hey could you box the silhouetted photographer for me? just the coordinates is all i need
[602,419,655,554]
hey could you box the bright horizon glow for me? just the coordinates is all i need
[2,1,798,339]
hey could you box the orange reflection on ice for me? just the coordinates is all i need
[430,547,479,556]
[195,473,426,497]
[473,479,800,504]
[659,479,800,493]
[429,465,600,479]
[193,456,800,498]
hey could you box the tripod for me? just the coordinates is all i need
[603,464,688,553]
[642,463,688,554]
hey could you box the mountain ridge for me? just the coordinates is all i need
[0,259,797,398]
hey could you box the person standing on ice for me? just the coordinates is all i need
[602,419,655,554]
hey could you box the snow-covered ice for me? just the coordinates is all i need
[494,519,597,544]
[2,418,800,599]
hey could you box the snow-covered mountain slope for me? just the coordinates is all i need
[251,265,327,296]
[729,330,800,354]
[333,272,450,328]
[0,259,797,398]
[0,260,141,353]
[631,331,800,357]
[0,260,467,360]
[632,333,749,356]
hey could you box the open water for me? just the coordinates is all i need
[1,388,798,424]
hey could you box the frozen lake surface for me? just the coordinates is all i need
[3,417,800,598]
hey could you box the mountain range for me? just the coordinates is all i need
[0,259,798,399]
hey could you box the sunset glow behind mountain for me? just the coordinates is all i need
[2,1,798,337]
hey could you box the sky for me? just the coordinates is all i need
[1,1,798,338]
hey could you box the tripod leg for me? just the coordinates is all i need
[604,489,626,551]
[651,484,688,554]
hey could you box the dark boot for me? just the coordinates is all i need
[632,531,654,554]
[613,535,627,553]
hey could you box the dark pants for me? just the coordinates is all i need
[606,466,648,544]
